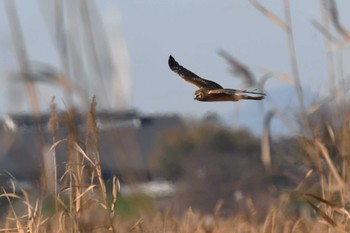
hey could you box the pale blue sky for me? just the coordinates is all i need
[1,0,349,133]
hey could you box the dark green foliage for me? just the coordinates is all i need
[152,122,261,181]
[151,121,270,215]
[115,194,156,219]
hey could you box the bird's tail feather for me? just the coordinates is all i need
[242,95,265,100]
[242,89,266,96]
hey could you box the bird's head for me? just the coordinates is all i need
[194,89,205,101]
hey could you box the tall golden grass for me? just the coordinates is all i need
[0,97,121,232]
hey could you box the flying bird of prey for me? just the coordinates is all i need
[168,55,266,102]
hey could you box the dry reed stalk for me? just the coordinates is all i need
[0,179,44,232]
[40,97,60,215]
[62,109,84,215]
[262,209,276,233]
[250,1,310,136]
[52,98,116,232]
[128,217,145,233]
[290,219,303,233]
[0,190,25,232]
[283,0,311,136]
[48,97,59,138]
[53,0,75,106]
[214,199,224,220]
[323,0,350,42]
[251,2,350,231]
[318,0,350,136]
[303,197,337,228]
[85,97,107,207]
[5,1,48,216]
[249,0,288,30]
[4,0,40,115]
[315,140,345,188]
[312,20,343,47]
[258,70,295,87]
[50,97,59,209]
[317,1,337,99]
[182,208,202,233]
[79,0,111,105]
[110,176,120,217]
[294,169,314,191]
[40,97,58,205]
[39,0,90,107]
[261,110,275,172]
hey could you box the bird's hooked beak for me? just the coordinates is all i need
[194,93,199,100]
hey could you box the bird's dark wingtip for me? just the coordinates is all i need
[168,55,177,70]
[168,55,174,63]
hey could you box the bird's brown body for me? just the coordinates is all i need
[168,55,265,102]
[194,88,264,102]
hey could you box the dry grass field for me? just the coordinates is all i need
[3,96,350,232]
[1,106,350,233]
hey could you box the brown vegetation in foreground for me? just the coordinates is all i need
[1,97,350,232]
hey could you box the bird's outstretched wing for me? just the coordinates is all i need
[168,55,223,89]
[208,88,266,97]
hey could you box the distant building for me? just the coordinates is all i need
[0,111,184,182]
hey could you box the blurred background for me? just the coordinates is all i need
[0,0,350,222]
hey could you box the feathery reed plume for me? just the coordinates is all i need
[85,96,99,162]
[323,0,350,42]
[85,96,107,205]
[218,50,256,88]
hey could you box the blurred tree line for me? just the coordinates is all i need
[150,117,306,217]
